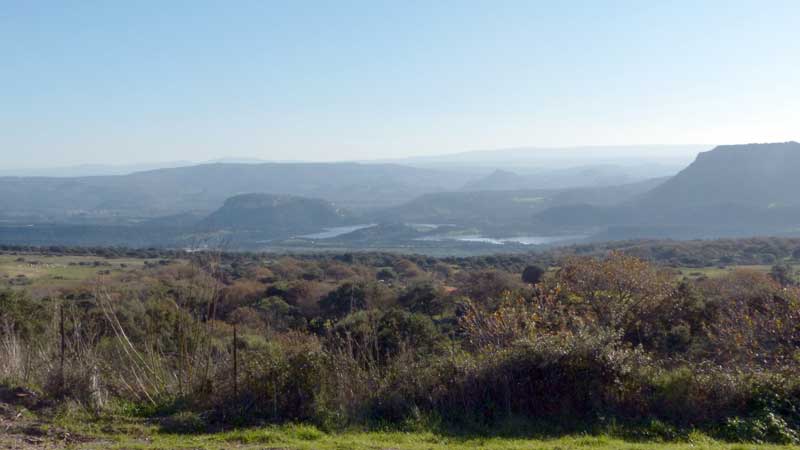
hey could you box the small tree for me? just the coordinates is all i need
[521,265,545,284]
[706,269,800,368]
[375,267,397,282]
[770,262,795,286]
[398,283,443,316]
[553,251,673,332]
[318,282,367,319]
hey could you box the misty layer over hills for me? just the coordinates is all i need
[380,145,704,169]
[1,142,799,253]
[0,163,471,220]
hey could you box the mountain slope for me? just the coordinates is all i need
[461,166,672,191]
[531,142,800,237]
[375,178,666,232]
[461,169,530,190]
[640,142,800,209]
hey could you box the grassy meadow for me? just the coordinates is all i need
[675,263,800,280]
[64,429,800,450]
[0,253,168,290]
[9,416,800,450]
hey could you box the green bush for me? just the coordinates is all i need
[433,329,649,424]
[720,413,799,444]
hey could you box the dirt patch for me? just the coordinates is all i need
[0,400,98,450]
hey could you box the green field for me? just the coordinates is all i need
[2,251,792,289]
[8,420,800,450]
[676,264,800,280]
[87,430,800,450]
[0,253,155,289]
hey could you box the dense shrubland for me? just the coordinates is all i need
[1,247,800,443]
[4,235,800,269]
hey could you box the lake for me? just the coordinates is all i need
[297,224,376,239]
[419,234,587,245]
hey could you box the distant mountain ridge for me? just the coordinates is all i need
[380,145,707,174]
[0,162,474,222]
[4,141,800,249]
[461,165,665,191]
[377,177,665,232]
[0,162,192,178]
[531,142,800,237]
[640,142,800,209]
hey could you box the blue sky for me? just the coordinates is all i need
[1,0,798,167]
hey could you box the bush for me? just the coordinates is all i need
[318,282,368,319]
[521,265,545,284]
[720,413,799,444]
[435,329,650,424]
[4,248,800,441]
[159,411,209,434]
[213,333,325,424]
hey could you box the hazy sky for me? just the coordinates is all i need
[2,1,798,168]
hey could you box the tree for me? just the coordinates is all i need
[552,251,673,332]
[377,309,439,357]
[456,269,522,304]
[398,283,443,316]
[770,262,795,286]
[521,265,545,284]
[705,269,800,368]
[318,282,367,319]
[375,267,397,282]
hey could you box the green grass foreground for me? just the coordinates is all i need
[33,420,800,450]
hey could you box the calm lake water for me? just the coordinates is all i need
[297,224,376,239]
[420,234,587,245]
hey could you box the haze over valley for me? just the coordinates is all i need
[2,142,799,253]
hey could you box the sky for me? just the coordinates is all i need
[1,0,799,168]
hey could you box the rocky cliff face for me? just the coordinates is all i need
[639,142,800,209]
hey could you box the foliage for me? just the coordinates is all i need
[521,265,545,284]
[2,247,800,443]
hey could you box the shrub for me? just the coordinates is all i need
[436,328,650,424]
[318,282,368,319]
[212,332,325,425]
[521,265,545,284]
[159,411,209,434]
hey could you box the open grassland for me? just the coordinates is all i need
[0,253,163,289]
[676,264,800,280]
[5,418,800,450]
[80,430,800,450]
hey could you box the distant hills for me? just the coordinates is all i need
[378,178,665,231]
[0,162,473,222]
[0,150,694,224]
[201,193,352,236]
[384,145,705,169]
[534,142,800,237]
[0,161,194,178]
[462,165,668,191]
[4,142,800,251]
